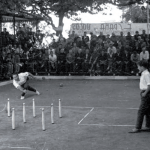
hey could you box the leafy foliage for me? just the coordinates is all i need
[122,5,147,23]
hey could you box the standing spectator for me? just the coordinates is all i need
[89,47,99,75]
[98,32,106,41]
[119,31,126,45]
[82,48,91,73]
[123,49,131,74]
[126,32,132,42]
[69,31,78,42]
[141,30,147,42]
[48,51,57,73]
[82,31,89,43]
[97,49,107,75]
[140,46,149,62]
[110,33,117,46]
[134,31,140,41]
[130,51,140,74]
[107,44,116,74]
[75,48,84,72]
[65,49,75,73]
[57,48,66,74]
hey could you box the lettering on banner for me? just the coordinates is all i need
[124,24,131,30]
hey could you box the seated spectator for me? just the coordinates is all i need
[48,45,56,55]
[64,42,72,54]
[65,49,75,73]
[105,34,111,43]
[75,48,84,72]
[0,51,8,77]
[23,43,29,53]
[97,49,107,75]
[133,41,141,54]
[140,46,149,62]
[35,51,48,73]
[107,42,117,54]
[12,51,20,74]
[71,42,80,55]
[48,51,57,73]
[6,53,13,78]
[113,47,124,75]
[57,48,66,74]
[76,37,83,48]
[18,44,24,54]
[130,51,140,74]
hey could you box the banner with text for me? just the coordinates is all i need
[70,23,150,36]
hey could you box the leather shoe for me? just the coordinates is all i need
[128,128,140,133]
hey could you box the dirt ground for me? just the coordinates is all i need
[0,79,149,150]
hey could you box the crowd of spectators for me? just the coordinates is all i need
[0,26,150,79]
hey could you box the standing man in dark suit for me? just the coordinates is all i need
[82,31,89,43]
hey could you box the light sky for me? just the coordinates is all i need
[49,4,123,38]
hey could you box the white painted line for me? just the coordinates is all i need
[13,106,138,110]
[0,146,33,149]
[0,80,12,86]
[78,107,94,125]
[79,124,135,127]
[0,104,6,113]
[10,147,32,149]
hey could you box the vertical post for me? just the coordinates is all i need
[12,108,15,130]
[51,103,54,124]
[59,99,62,118]
[7,98,10,117]
[41,108,45,131]
[33,99,36,118]
[23,103,26,123]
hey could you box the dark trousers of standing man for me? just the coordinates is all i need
[136,91,150,129]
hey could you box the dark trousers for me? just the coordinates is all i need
[135,91,150,129]
[21,78,36,93]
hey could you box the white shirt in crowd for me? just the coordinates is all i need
[140,69,150,90]
[107,46,117,54]
[49,54,57,62]
[140,51,149,61]
[13,72,29,88]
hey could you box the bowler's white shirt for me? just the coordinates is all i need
[13,72,29,88]
[140,69,150,90]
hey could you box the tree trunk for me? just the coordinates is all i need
[56,12,64,37]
